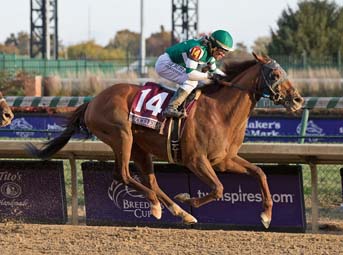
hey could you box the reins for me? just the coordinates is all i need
[216,60,288,103]
[216,76,264,100]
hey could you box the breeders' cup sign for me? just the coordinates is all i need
[108,176,154,219]
[82,162,190,225]
[0,161,67,223]
[82,162,305,231]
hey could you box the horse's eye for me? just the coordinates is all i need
[269,71,276,80]
[271,70,281,80]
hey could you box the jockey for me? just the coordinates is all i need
[155,29,234,118]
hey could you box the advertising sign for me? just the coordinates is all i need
[245,117,343,143]
[0,114,342,142]
[0,113,65,139]
[190,165,306,232]
[0,113,87,139]
[82,162,305,231]
[0,161,67,223]
[82,162,191,225]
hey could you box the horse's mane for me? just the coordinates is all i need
[202,59,257,94]
[222,59,257,81]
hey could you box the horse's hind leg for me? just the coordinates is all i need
[90,127,162,220]
[131,144,197,224]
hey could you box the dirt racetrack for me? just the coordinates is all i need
[1,222,343,255]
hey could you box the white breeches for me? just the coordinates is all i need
[155,53,198,93]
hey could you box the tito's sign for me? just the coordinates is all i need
[0,161,67,223]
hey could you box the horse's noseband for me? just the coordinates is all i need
[261,60,288,104]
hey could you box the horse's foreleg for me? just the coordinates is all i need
[216,156,273,228]
[131,146,197,224]
[144,172,197,224]
[175,155,224,208]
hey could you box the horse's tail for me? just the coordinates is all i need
[26,102,90,159]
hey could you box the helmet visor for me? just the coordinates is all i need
[211,38,234,52]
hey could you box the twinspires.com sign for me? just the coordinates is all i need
[0,161,67,223]
[190,165,306,231]
[82,162,306,232]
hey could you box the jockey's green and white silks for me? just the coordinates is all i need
[166,38,216,74]
[155,37,223,93]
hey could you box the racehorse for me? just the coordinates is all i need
[26,53,304,228]
[0,91,14,127]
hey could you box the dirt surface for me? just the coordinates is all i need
[1,223,343,255]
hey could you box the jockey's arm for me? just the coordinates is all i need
[185,57,208,81]
[208,57,227,76]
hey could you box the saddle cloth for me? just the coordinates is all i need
[129,82,197,131]
[129,82,200,163]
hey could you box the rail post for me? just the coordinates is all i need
[299,108,310,144]
[309,162,319,233]
[68,154,78,225]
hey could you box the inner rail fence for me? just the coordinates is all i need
[1,53,343,77]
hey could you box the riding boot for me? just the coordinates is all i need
[163,88,190,118]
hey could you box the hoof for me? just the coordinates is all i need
[260,212,271,229]
[174,193,190,203]
[183,214,198,225]
[151,202,162,220]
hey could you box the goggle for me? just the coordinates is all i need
[216,47,229,54]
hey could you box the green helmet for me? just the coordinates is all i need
[210,30,234,51]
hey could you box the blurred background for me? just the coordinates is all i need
[1,0,343,97]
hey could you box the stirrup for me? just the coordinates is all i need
[163,108,185,118]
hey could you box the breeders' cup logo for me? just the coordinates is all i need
[296,120,324,142]
[47,123,64,132]
[9,118,34,138]
[0,182,22,199]
[108,175,154,218]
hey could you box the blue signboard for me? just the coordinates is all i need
[0,113,342,142]
[82,162,305,232]
[0,113,87,139]
[190,165,306,232]
[245,117,343,143]
[82,162,191,226]
[0,113,65,138]
[0,160,67,223]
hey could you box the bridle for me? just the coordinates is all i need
[260,59,288,104]
[216,59,288,105]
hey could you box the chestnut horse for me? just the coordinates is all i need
[27,53,303,228]
[0,91,14,127]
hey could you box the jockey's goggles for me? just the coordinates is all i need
[216,47,229,54]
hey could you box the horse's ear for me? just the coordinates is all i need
[252,52,268,64]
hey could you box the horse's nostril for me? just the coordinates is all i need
[294,97,304,104]
[4,112,12,119]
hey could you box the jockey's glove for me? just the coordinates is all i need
[207,72,224,81]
